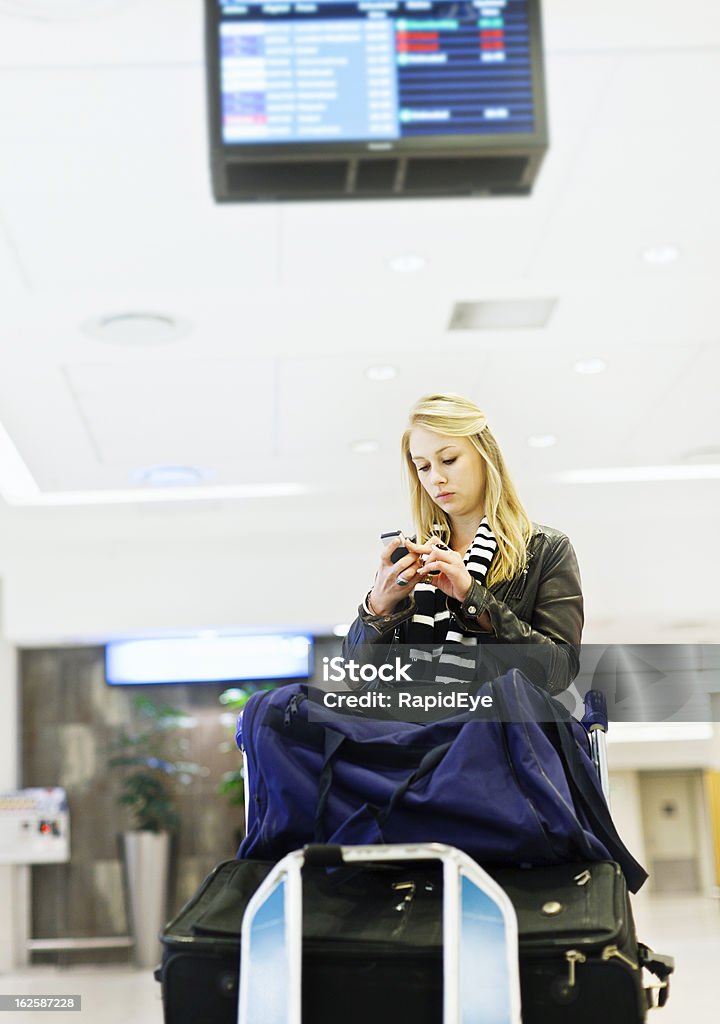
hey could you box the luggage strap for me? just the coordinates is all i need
[542,695,649,893]
[266,701,444,768]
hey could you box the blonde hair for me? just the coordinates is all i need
[401,393,533,587]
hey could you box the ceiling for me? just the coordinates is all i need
[0,0,718,645]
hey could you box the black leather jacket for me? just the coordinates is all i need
[342,524,583,695]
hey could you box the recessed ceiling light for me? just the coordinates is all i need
[386,255,427,273]
[528,434,557,448]
[82,312,191,346]
[641,245,680,265]
[574,358,607,375]
[6,483,311,507]
[557,464,720,483]
[132,465,209,488]
[365,365,398,381]
[350,439,380,454]
[332,624,350,637]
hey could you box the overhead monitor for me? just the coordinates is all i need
[205,0,548,199]
[105,634,313,686]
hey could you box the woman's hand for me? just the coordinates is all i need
[407,538,473,604]
[367,537,424,616]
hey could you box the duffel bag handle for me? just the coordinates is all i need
[313,722,453,843]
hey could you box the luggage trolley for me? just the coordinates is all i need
[234,689,641,1024]
[239,842,522,1024]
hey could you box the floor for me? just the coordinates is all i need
[0,894,716,1023]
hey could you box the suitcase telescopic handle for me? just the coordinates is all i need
[583,689,609,732]
[583,690,611,806]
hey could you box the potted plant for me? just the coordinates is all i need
[108,695,206,968]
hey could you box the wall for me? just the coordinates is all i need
[20,647,247,960]
[0,583,19,969]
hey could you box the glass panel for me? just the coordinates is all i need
[460,874,512,1024]
[242,878,289,1024]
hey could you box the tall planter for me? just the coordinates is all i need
[119,830,174,969]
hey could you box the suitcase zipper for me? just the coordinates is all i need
[564,950,587,989]
[562,943,638,993]
[601,944,638,970]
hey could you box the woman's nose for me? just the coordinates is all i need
[430,465,447,486]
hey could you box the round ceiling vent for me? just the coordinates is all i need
[81,312,191,347]
[0,1,136,20]
[131,466,210,488]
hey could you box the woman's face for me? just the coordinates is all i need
[408,426,486,519]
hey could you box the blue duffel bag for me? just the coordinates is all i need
[236,669,647,892]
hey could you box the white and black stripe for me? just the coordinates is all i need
[408,517,497,684]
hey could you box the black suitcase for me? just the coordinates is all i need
[156,852,672,1024]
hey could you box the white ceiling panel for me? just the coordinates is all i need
[0,217,28,297]
[625,345,720,463]
[544,0,720,50]
[0,67,282,290]
[531,51,720,281]
[63,358,277,464]
[0,0,199,66]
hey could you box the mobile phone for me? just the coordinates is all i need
[380,531,439,574]
[380,530,413,563]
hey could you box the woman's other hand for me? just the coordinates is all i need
[409,538,473,604]
[367,537,424,616]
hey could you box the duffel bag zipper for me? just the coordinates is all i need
[563,944,638,990]
[284,693,305,727]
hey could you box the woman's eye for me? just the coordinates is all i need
[442,458,456,466]
[418,466,429,473]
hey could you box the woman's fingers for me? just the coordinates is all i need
[378,545,422,588]
[418,560,447,576]
[404,537,432,555]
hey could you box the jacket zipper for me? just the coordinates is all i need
[499,548,535,602]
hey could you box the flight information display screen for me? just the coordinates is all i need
[213,0,537,145]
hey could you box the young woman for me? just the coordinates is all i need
[343,392,584,694]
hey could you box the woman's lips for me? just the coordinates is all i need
[436,492,453,500]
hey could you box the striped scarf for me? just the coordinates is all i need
[407,517,497,684]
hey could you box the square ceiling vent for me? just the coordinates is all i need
[449,298,557,331]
